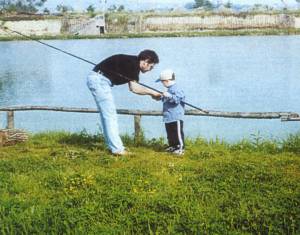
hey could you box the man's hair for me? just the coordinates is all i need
[138,49,159,64]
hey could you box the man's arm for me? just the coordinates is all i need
[128,81,161,99]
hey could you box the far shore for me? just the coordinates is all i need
[1,28,300,41]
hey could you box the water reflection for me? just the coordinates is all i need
[0,65,52,106]
[0,41,53,105]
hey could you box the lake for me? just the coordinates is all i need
[0,36,299,142]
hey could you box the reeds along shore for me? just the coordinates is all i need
[1,28,300,41]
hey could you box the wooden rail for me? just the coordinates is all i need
[1,106,299,139]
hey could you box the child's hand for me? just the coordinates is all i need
[163,91,172,98]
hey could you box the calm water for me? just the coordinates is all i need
[0,36,299,141]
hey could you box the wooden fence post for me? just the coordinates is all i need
[134,115,142,140]
[6,111,14,129]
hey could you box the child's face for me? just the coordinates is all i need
[161,80,171,87]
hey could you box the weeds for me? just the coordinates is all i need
[0,131,299,234]
[1,29,300,42]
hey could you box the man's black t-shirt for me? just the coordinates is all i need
[93,54,140,85]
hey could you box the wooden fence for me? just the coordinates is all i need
[1,106,299,139]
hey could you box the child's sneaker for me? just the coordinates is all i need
[171,149,185,156]
[165,146,176,152]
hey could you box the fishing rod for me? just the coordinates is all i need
[2,26,96,66]
[2,26,209,114]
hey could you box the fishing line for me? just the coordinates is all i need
[1,26,209,114]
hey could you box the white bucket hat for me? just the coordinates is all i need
[155,69,175,82]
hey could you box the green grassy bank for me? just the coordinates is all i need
[0,131,299,234]
[1,28,300,41]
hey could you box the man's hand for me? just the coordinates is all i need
[151,93,162,101]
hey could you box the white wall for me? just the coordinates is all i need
[0,20,62,36]
[294,17,300,28]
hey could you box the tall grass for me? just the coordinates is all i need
[1,28,300,41]
[0,131,299,234]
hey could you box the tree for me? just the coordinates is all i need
[224,1,232,8]
[253,4,263,10]
[99,0,107,12]
[184,2,196,9]
[0,1,7,11]
[280,0,287,10]
[0,0,47,13]
[195,0,204,7]
[43,7,49,14]
[56,4,73,13]
[87,4,95,13]
[107,4,117,12]
[86,4,96,17]
[117,5,124,12]
[194,0,213,10]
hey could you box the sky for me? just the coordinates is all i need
[43,0,298,11]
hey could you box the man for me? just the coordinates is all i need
[87,49,161,155]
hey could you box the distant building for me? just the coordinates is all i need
[68,14,106,35]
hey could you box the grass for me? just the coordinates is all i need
[0,131,299,234]
[1,28,300,41]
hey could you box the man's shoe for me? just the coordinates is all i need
[112,150,130,156]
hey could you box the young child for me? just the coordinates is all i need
[156,69,185,155]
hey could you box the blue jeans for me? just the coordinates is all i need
[87,71,125,153]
